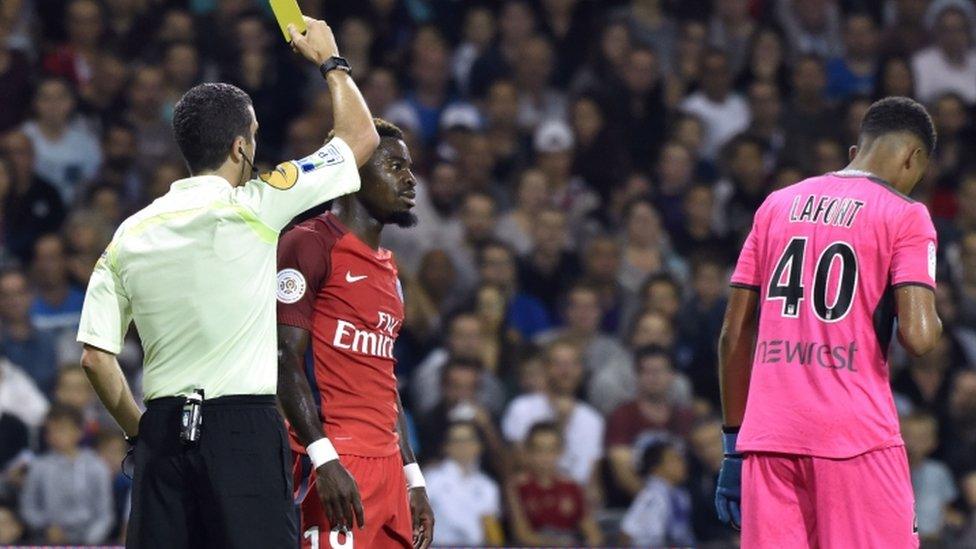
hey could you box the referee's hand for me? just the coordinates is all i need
[288,16,339,66]
[315,461,365,531]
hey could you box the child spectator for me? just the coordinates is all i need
[506,421,603,546]
[619,439,695,547]
[424,421,503,546]
[19,404,112,544]
[903,412,958,543]
[95,430,131,543]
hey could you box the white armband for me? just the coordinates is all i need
[306,438,339,469]
[403,462,426,489]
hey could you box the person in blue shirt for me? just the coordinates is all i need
[29,234,84,338]
[476,240,552,340]
[0,267,59,393]
[825,13,880,101]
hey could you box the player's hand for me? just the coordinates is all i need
[288,16,339,66]
[715,429,743,530]
[409,487,434,549]
[315,460,365,531]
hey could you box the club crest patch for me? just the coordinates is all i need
[276,268,306,304]
[259,161,299,190]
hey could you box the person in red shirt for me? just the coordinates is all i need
[276,118,434,549]
[506,422,603,546]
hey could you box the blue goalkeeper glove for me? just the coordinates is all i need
[715,426,742,530]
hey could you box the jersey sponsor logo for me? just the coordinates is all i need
[756,338,858,372]
[345,271,368,283]
[259,161,299,190]
[928,241,936,281]
[331,312,401,359]
[276,268,307,303]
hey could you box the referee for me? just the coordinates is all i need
[76,17,378,549]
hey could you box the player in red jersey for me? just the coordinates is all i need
[276,118,434,549]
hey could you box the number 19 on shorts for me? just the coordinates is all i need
[767,237,858,322]
[304,527,354,549]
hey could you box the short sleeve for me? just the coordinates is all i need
[276,226,332,331]
[77,247,131,354]
[890,203,937,290]
[236,137,361,232]
[730,204,765,291]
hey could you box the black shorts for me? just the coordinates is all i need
[126,395,297,549]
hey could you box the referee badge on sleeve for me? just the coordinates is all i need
[277,269,306,304]
[259,161,299,190]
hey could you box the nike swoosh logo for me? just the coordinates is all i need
[345,272,368,283]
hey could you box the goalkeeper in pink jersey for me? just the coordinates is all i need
[717,97,942,548]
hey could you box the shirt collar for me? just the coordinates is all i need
[170,175,234,191]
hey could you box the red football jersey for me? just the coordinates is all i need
[277,213,403,457]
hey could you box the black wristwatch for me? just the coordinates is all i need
[319,56,352,78]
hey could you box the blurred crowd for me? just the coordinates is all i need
[3,0,976,546]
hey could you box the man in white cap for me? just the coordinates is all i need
[533,119,599,247]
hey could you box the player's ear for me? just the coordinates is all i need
[848,145,858,161]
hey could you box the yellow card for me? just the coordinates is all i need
[269,0,306,42]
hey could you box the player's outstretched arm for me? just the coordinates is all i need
[289,17,378,166]
[396,394,434,549]
[277,325,365,531]
[715,286,759,530]
[895,285,942,356]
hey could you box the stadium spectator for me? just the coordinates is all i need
[686,418,732,545]
[21,78,102,204]
[123,66,178,176]
[0,353,49,429]
[579,233,625,333]
[775,0,843,59]
[736,27,790,93]
[476,240,551,340]
[945,371,976,476]
[471,283,525,379]
[606,46,668,172]
[951,470,976,547]
[605,346,696,499]
[94,431,130,543]
[502,339,604,486]
[745,80,786,167]
[0,504,26,545]
[671,184,732,263]
[0,14,31,133]
[453,7,495,97]
[825,12,880,100]
[619,439,695,547]
[652,142,696,236]
[517,208,581,317]
[533,119,599,239]
[874,55,916,99]
[0,268,59,393]
[708,0,754,75]
[535,283,628,378]
[29,234,84,343]
[424,421,504,546]
[680,49,750,160]
[496,167,550,256]
[781,55,838,167]
[617,199,674,298]
[506,421,604,546]
[912,3,976,104]
[904,412,958,543]
[678,257,731,404]
[445,191,498,298]
[41,0,105,89]
[482,78,526,182]
[19,405,112,545]
[412,312,505,417]
[90,121,143,212]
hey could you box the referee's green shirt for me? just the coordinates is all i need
[77,138,359,400]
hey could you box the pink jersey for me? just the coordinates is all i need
[731,171,937,458]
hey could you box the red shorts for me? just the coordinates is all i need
[742,445,918,549]
[293,452,412,549]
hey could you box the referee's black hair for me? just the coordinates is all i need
[172,83,253,174]
[860,97,937,155]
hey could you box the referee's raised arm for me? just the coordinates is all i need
[235,16,380,232]
[75,13,373,549]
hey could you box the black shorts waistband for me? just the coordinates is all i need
[146,394,277,409]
